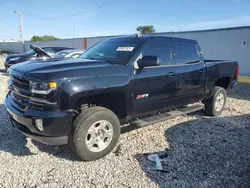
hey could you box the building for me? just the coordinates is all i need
[0,26,249,75]
[0,40,19,42]
[86,26,250,76]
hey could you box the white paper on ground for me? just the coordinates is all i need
[148,154,163,170]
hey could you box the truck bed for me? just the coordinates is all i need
[205,59,238,88]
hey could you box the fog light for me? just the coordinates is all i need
[35,119,43,131]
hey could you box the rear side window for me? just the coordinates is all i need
[141,38,172,65]
[173,41,200,65]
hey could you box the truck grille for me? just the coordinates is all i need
[11,75,29,90]
[8,73,57,111]
[9,74,30,112]
[11,92,29,111]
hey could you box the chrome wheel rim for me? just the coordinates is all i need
[85,120,114,152]
[215,93,225,112]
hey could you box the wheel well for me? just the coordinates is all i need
[215,77,231,90]
[76,92,127,119]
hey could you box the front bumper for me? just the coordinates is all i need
[9,117,68,145]
[5,94,73,145]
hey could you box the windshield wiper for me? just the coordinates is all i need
[85,57,100,60]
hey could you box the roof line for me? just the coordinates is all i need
[155,25,250,34]
[23,25,250,41]
[82,25,250,39]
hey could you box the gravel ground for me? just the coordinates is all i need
[0,55,250,188]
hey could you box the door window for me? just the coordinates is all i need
[173,41,200,65]
[141,38,172,65]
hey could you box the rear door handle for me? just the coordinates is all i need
[167,72,175,77]
[198,70,203,73]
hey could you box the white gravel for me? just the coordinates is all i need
[0,55,250,188]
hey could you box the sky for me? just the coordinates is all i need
[0,0,250,40]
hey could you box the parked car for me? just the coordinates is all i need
[5,35,239,161]
[4,45,73,71]
[54,49,85,59]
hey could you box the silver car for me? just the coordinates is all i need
[54,49,85,59]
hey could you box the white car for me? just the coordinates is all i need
[55,49,85,59]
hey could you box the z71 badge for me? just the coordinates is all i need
[136,94,149,99]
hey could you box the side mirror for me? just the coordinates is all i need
[137,55,160,68]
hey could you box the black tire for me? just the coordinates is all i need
[203,86,227,116]
[69,106,120,161]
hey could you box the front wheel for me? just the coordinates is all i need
[203,86,227,116]
[69,107,120,161]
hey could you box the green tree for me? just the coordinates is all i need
[31,35,60,41]
[136,25,156,34]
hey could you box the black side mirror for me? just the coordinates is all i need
[137,55,160,68]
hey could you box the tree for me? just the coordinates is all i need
[136,25,156,34]
[31,35,60,41]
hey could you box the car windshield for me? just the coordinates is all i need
[79,38,143,65]
[25,49,36,55]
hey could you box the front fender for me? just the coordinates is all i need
[59,75,131,110]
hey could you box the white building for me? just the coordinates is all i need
[0,40,19,42]
[86,26,250,76]
[0,26,250,75]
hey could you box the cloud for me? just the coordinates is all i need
[158,16,250,32]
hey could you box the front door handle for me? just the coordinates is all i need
[198,70,203,73]
[167,72,175,77]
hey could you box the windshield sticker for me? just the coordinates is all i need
[117,47,134,51]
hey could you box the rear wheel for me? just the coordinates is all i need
[203,86,227,116]
[69,107,120,161]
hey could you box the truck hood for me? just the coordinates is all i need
[10,58,113,79]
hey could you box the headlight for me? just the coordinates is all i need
[30,81,57,94]
[9,57,20,61]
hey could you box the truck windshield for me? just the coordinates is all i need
[79,38,143,65]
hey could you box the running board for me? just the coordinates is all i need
[130,104,204,128]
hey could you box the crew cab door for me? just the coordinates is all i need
[132,37,178,116]
[172,39,206,104]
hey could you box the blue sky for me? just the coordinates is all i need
[0,0,250,40]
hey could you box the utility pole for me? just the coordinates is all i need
[72,22,75,48]
[14,10,24,44]
[73,22,75,39]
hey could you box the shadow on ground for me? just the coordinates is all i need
[136,114,250,188]
[0,104,32,156]
[229,84,250,101]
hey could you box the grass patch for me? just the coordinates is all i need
[239,76,250,84]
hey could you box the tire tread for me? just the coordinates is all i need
[203,86,227,116]
[69,106,120,161]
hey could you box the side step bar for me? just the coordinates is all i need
[122,104,204,133]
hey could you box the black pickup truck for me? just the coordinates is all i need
[5,35,239,161]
